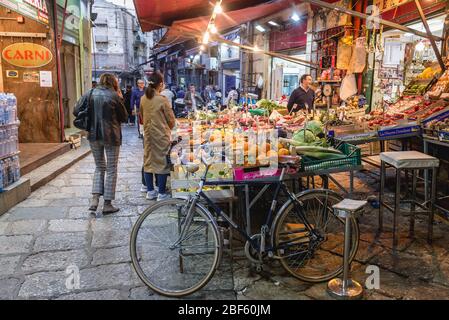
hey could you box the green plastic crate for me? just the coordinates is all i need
[299,140,361,172]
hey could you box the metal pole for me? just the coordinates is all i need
[343,214,351,290]
[302,0,443,41]
[51,0,66,142]
[413,0,446,71]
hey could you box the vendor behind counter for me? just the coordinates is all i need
[287,74,315,112]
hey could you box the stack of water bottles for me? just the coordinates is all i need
[0,93,20,192]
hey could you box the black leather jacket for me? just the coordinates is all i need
[74,86,128,146]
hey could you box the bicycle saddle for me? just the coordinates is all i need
[185,162,200,173]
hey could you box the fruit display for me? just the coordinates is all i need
[425,118,449,132]
[402,82,429,96]
[428,69,449,99]
[408,102,446,121]
[256,99,285,113]
[416,66,441,80]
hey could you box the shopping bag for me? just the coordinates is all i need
[349,37,367,73]
[339,74,357,101]
[337,38,353,70]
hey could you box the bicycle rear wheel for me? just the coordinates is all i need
[130,198,221,297]
[273,189,359,282]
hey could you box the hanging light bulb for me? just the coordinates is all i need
[202,31,210,44]
[209,23,218,34]
[200,44,206,51]
[415,40,425,52]
[214,2,223,14]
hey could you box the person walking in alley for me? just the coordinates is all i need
[131,79,146,138]
[74,73,128,214]
[140,71,176,201]
[123,85,134,126]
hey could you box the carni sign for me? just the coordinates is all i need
[2,43,53,68]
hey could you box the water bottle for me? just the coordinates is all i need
[0,94,5,125]
[0,160,3,192]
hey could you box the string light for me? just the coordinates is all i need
[214,2,223,14]
[202,31,210,44]
[209,23,218,34]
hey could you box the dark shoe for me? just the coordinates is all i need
[89,195,100,211]
[102,203,120,215]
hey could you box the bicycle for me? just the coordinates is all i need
[130,143,360,297]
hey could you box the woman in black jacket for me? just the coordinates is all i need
[74,73,128,214]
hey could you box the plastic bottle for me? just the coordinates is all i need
[0,94,5,125]
[0,160,3,192]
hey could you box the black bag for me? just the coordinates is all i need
[73,89,94,130]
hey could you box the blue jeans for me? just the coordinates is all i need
[144,172,168,194]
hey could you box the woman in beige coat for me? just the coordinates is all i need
[140,71,176,201]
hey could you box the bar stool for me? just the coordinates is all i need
[378,151,439,248]
[327,199,367,300]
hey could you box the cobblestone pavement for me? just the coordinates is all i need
[1,126,449,300]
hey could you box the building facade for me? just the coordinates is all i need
[91,0,153,87]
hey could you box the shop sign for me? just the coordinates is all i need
[6,70,19,78]
[0,0,49,25]
[2,43,53,68]
[23,71,39,82]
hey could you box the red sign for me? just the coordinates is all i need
[2,43,53,68]
[270,22,308,52]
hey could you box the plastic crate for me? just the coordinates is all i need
[299,140,361,172]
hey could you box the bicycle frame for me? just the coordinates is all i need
[177,159,321,255]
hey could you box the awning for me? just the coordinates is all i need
[154,0,300,47]
[133,0,275,32]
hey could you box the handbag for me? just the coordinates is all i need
[73,89,94,130]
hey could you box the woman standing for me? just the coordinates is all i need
[74,73,128,214]
[140,71,176,201]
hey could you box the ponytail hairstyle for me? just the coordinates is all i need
[145,71,164,99]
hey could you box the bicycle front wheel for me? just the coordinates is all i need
[130,198,222,297]
[273,189,359,282]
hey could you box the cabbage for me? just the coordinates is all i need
[292,129,316,144]
[306,120,324,136]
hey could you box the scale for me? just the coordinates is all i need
[323,84,333,114]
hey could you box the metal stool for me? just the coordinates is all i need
[379,151,439,249]
[327,199,367,300]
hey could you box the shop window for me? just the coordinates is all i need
[383,39,404,66]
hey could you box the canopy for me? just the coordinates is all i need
[133,0,275,32]
[154,0,301,47]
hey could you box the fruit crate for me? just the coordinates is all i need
[299,140,361,172]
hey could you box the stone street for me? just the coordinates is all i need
[1,126,449,300]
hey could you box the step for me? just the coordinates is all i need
[19,143,71,175]
[22,137,92,192]
[0,177,31,216]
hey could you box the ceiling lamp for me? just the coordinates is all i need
[268,21,279,27]
[415,40,425,52]
[255,24,266,32]
[291,13,300,22]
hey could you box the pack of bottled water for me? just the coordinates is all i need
[0,156,20,192]
[0,93,20,192]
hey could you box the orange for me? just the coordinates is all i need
[279,148,290,156]
[267,150,278,158]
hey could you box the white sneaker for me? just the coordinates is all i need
[140,185,147,193]
[157,193,171,201]
[146,190,158,200]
